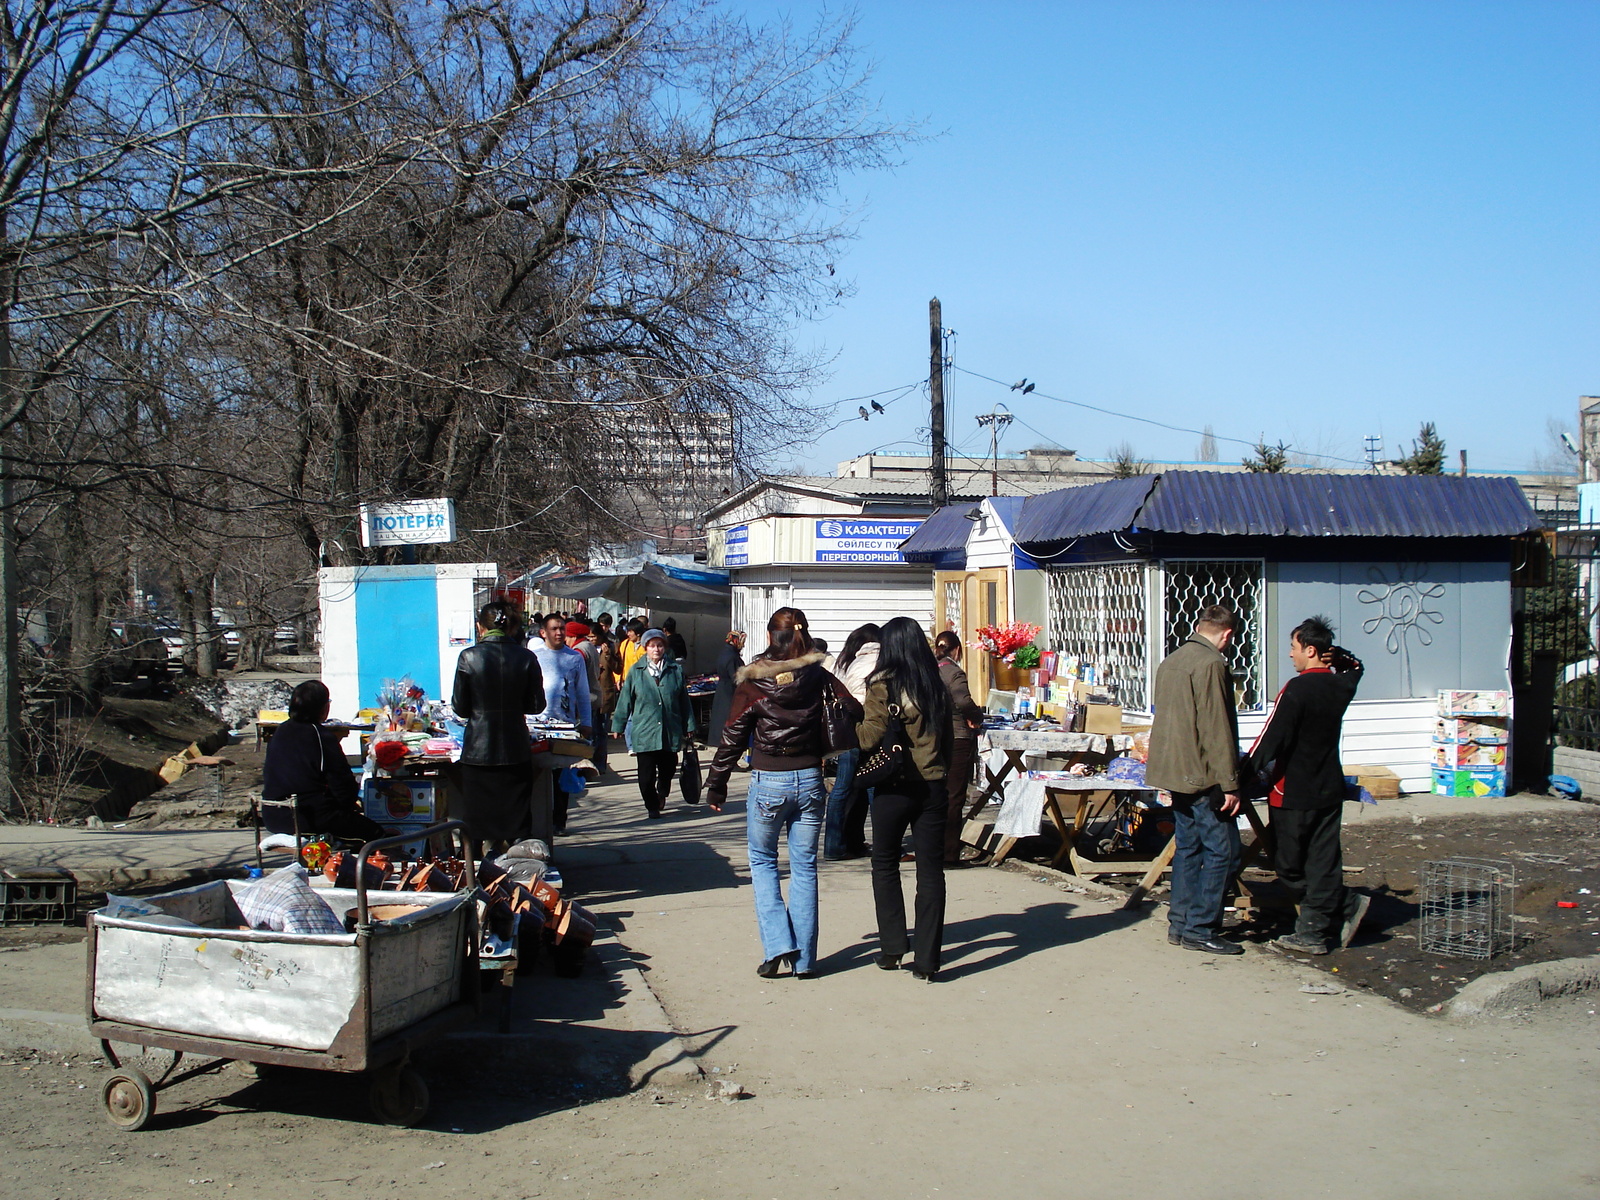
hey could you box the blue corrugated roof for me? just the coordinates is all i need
[1013,475,1158,545]
[899,504,976,559]
[988,495,1026,534]
[1014,472,1540,546]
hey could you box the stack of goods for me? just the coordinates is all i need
[528,714,593,760]
[1432,690,1509,797]
[480,839,595,976]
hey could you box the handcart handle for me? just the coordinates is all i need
[354,820,474,928]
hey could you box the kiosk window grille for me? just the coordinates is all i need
[1045,563,1151,710]
[944,579,963,636]
[1162,559,1265,711]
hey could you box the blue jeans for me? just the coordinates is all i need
[825,748,859,857]
[745,768,825,972]
[1167,788,1241,942]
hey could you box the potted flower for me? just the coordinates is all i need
[973,622,1043,692]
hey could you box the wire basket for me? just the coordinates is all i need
[1419,857,1517,960]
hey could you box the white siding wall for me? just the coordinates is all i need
[1236,696,1437,794]
[788,568,935,650]
[730,567,792,639]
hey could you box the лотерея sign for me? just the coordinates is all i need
[359,498,458,547]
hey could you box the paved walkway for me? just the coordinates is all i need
[547,760,1600,1196]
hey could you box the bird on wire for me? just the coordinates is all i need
[870,400,885,414]
[1022,382,1035,394]
[1010,378,1030,392]
[859,405,871,421]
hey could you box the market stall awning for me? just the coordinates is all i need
[898,504,976,566]
[1014,472,1542,551]
[537,559,730,615]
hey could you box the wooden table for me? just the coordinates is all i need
[967,729,1133,819]
[987,776,1181,910]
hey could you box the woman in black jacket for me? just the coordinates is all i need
[858,616,953,981]
[707,629,747,746]
[451,601,545,852]
[261,680,386,843]
[706,607,861,979]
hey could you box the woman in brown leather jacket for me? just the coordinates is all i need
[706,607,861,979]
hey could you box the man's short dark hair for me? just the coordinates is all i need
[544,612,566,629]
[662,616,677,633]
[1291,615,1335,656]
[628,616,648,634]
[1194,604,1238,636]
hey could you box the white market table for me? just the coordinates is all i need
[967,728,1133,818]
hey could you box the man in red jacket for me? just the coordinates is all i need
[1248,615,1369,955]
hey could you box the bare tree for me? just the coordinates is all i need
[1108,442,1151,479]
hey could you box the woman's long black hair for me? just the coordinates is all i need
[871,616,952,765]
[833,622,881,674]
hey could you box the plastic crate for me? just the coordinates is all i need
[0,868,77,925]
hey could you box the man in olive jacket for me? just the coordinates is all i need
[1146,605,1244,956]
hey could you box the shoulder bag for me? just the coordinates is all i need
[854,698,907,788]
[821,679,860,757]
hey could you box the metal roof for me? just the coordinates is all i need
[1013,475,1158,545]
[1015,471,1541,546]
[898,504,975,559]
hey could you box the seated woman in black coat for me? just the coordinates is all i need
[261,680,386,843]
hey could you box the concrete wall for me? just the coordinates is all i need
[1552,746,1600,803]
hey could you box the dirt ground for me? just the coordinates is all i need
[1287,807,1600,1011]
[4,771,1599,1198]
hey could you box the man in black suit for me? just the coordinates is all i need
[1248,615,1369,955]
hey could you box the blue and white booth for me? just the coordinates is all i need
[319,561,498,735]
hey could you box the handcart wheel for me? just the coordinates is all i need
[102,1067,156,1131]
[369,1064,429,1127]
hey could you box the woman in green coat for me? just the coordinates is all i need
[612,628,697,818]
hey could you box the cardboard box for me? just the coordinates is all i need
[1432,740,1506,768]
[1342,764,1401,800]
[362,778,436,823]
[1434,717,1508,744]
[1082,702,1123,736]
[1431,766,1506,798]
[1437,689,1509,717]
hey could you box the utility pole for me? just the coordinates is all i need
[929,298,948,508]
[976,405,1013,496]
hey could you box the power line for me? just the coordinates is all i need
[952,365,1369,467]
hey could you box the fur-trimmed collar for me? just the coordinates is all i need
[736,650,826,685]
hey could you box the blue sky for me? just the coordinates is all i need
[736,1,1598,476]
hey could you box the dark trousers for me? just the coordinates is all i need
[943,738,976,861]
[636,749,678,813]
[1167,787,1241,942]
[870,774,947,974]
[1271,803,1346,942]
[592,724,611,773]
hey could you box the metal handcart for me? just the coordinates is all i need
[87,822,479,1131]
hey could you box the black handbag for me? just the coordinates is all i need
[821,681,860,756]
[679,748,703,805]
[854,701,908,788]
